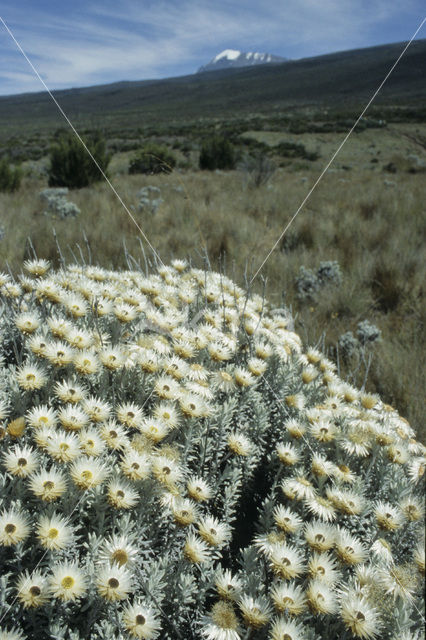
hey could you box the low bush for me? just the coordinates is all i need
[0,157,22,192]
[129,144,176,175]
[48,131,111,189]
[199,136,236,170]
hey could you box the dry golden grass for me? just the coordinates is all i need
[1,124,425,440]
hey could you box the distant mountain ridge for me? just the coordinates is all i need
[197,49,288,73]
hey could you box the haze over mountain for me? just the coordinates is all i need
[197,49,288,73]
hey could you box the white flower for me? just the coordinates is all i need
[0,508,30,546]
[122,601,161,639]
[340,591,381,639]
[49,562,87,601]
[2,445,38,477]
[36,514,72,550]
[96,564,133,601]
[16,570,49,608]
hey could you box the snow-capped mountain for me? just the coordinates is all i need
[197,49,288,73]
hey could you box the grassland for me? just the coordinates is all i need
[1,114,425,441]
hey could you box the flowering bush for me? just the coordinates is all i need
[0,260,424,640]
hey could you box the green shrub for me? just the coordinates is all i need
[128,143,176,175]
[199,136,236,170]
[48,131,111,189]
[0,157,22,192]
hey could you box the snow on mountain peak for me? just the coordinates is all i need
[197,49,288,73]
[213,49,241,63]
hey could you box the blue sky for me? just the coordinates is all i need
[0,0,424,96]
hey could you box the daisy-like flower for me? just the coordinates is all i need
[83,396,112,423]
[154,375,181,400]
[58,406,89,431]
[107,478,139,509]
[326,487,364,516]
[97,563,133,601]
[32,426,54,451]
[333,464,356,484]
[47,315,72,338]
[208,342,234,362]
[247,357,267,377]
[238,595,271,629]
[120,449,151,480]
[285,419,306,440]
[340,591,381,639]
[228,432,252,456]
[152,402,181,430]
[273,505,303,534]
[7,417,26,438]
[99,346,126,370]
[215,569,243,601]
[202,601,241,640]
[270,581,307,615]
[171,498,198,527]
[179,393,208,418]
[99,420,130,450]
[187,476,212,502]
[254,340,273,359]
[46,432,81,463]
[16,570,49,608]
[28,334,51,357]
[304,521,336,552]
[302,365,318,384]
[55,379,86,405]
[311,454,335,478]
[282,476,316,501]
[277,443,300,466]
[36,513,72,550]
[24,258,50,276]
[308,552,341,584]
[49,562,87,601]
[0,508,30,546]
[122,601,161,639]
[44,341,74,367]
[407,457,425,484]
[198,516,230,547]
[16,364,47,390]
[117,403,144,429]
[65,327,93,350]
[269,616,305,640]
[386,444,409,465]
[305,496,336,522]
[2,445,38,477]
[73,350,99,375]
[183,533,210,564]
[152,455,183,488]
[26,404,57,429]
[306,579,338,615]
[99,534,139,568]
[335,530,367,566]
[139,418,170,443]
[15,312,40,334]
[374,502,403,531]
[269,543,305,580]
[64,294,88,319]
[29,468,67,501]
[340,426,372,458]
[79,428,106,457]
[114,302,138,323]
[210,369,237,394]
[234,367,256,388]
[70,458,108,490]
[164,355,189,380]
[310,419,336,443]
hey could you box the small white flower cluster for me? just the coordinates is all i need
[0,259,424,640]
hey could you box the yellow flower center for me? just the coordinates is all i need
[61,576,74,589]
[48,528,59,539]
